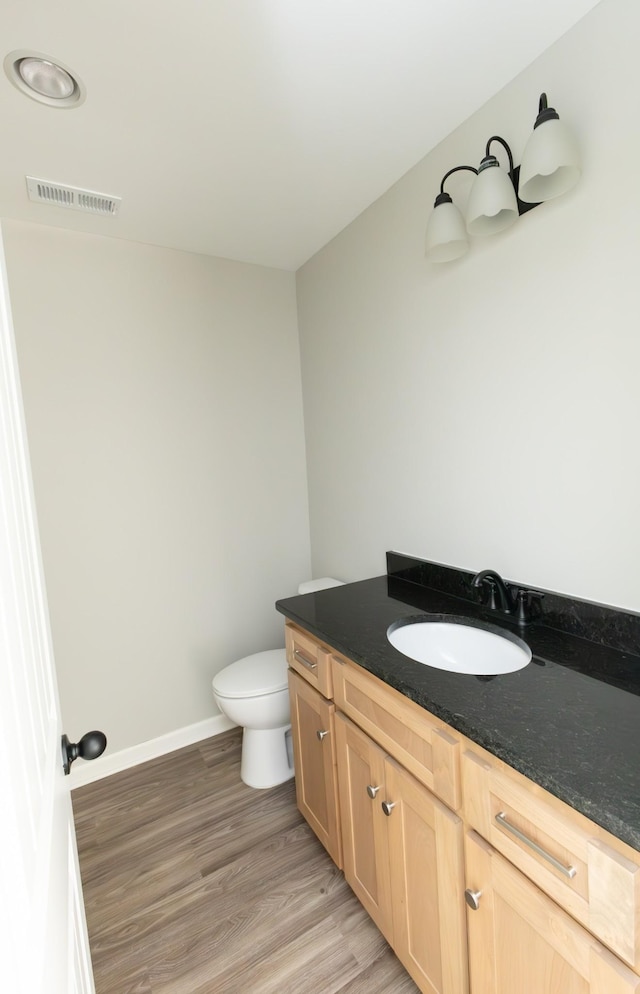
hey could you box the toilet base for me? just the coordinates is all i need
[241,724,294,789]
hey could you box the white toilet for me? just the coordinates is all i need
[212,578,343,789]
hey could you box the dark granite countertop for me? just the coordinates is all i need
[276,568,640,853]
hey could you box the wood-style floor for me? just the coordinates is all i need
[72,728,419,994]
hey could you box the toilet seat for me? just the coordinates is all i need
[211,648,287,699]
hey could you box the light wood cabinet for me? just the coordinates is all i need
[386,755,468,994]
[465,831,640,994]
[286,622,334,698]
[463,746,640,972]
[334,711,393,941]
[335,711,468,994]
[332,650,461,810]
[287,668,342,867]
[283,620,640,994]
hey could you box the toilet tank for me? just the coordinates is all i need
[297,577,344,595]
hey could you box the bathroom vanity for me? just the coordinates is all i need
[278,554,640,994]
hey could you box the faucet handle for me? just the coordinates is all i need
[515,588,545,624]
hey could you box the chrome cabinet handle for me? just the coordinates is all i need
[293,649,317,671]
[495,812,577,879]
[316,729,329,741]
[381,801,395,816]
[464,889,482,911]
[366,784,381,799]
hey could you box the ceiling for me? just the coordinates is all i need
[0,0,600,271]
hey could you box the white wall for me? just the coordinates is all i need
[4,220,311,752]
[296,0,640,612]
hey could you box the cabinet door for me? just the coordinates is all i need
[385,758,468,994]
[465,831,640,994]
[288,669,342,867]
[334,712,393,943]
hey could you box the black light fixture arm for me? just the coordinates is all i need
[485,135,515,176]
[439,164,478,194]
[433,164,478,208]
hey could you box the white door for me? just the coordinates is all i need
[0,228,95,994]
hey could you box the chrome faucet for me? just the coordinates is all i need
[471,569,544,625]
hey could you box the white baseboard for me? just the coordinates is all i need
[69,714,237,788]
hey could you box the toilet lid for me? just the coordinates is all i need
[212,648,288,699]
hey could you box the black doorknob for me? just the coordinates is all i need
[61,731,107,775]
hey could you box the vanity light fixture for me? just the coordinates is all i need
[4,50,86,108]
[425,93,581,263]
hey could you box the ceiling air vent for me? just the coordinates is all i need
[26,177,121,216]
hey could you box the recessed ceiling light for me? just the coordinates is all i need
[4,50,85,108]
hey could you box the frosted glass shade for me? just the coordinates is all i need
[519,117,581,203]
[425,200,469,263]
[466,164,518,236]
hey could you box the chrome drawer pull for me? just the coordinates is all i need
[495,812,577,879]
[293,649,317,671]
[316,729,329,742]
[366,784,381,799]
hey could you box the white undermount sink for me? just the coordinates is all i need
[387,618,532,676]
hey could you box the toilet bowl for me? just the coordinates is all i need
[212,649,291,789]
[212,577,343,789]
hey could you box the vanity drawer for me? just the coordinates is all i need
[285,622,333,698]
[331,656,461,810]
[462,746,640,971]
